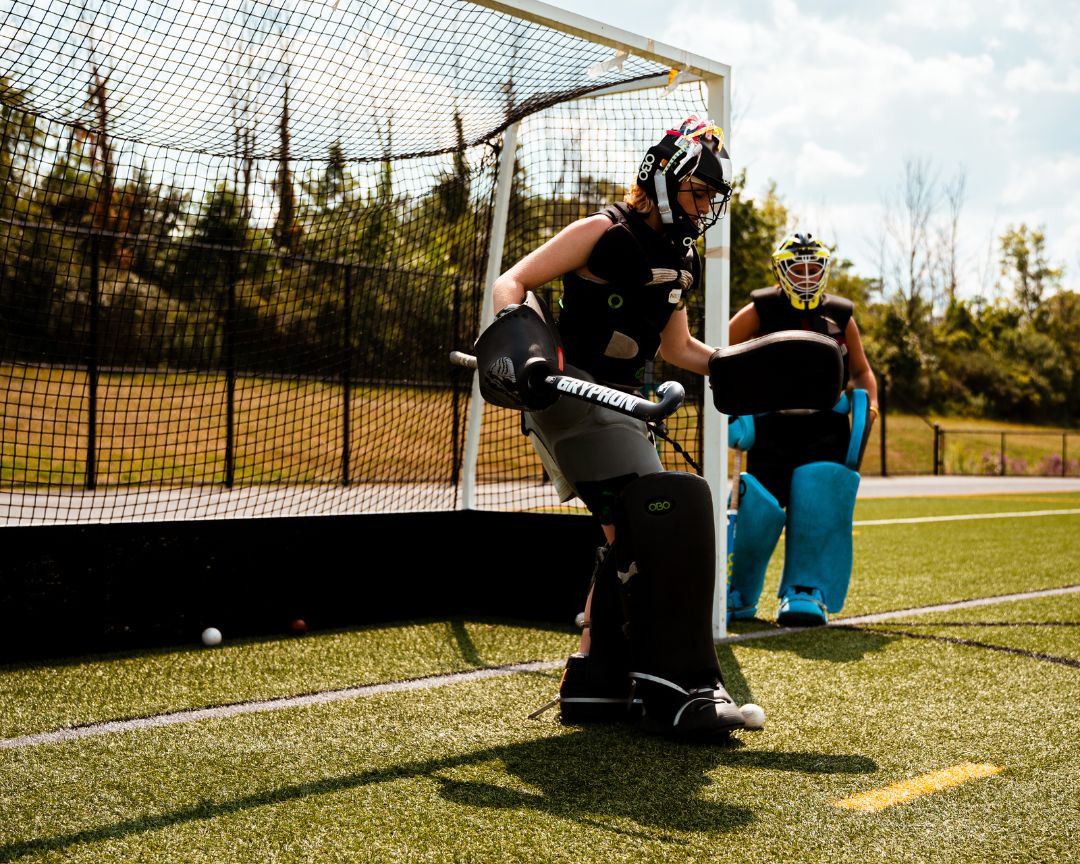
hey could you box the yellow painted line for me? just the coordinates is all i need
[832,763,1004,812]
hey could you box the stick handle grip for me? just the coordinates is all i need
[449,350,477,370]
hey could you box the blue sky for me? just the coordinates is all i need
[547,0,1080,298]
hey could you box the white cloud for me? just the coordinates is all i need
[882,0,977,30]
[1001,153,1080,207]
[1005,60,1080,93]
[795,142,866,186]
[1001,11,1032,31]
[987,104,1021,124]
[904,53,996,96]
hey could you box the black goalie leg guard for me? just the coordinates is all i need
[558,545,636,723]
[615,472,745,737]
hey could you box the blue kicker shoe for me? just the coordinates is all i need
[727,588,759,623]
[777,586,828,627]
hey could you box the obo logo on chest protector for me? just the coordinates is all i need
[646,497,674,514]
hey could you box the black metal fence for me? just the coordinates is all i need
[932,426,1079,477]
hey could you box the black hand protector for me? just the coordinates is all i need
[473,292,562,411]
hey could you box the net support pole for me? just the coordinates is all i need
[702,74,732,640]
[460,120,519,510]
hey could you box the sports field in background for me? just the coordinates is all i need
[1,491,1078,863]
[3,366,1076,486]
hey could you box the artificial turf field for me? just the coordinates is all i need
[1,492,1077,863]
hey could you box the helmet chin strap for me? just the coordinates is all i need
[653,174,674,226]
[653,175,699,247]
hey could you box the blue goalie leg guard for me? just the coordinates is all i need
[777,461,860,626]
[727,472,786,621]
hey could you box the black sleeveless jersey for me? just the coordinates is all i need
[751,286,854,386]
[556,203,699,387]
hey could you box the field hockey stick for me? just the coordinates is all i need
[726,445,742,589]
[449,350,685,422]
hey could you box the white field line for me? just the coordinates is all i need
[853,508,1080,526]
[718,585,1080,643]
[2,586,1078,752]
[0,661,562,751]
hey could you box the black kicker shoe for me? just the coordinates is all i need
[634,674,745,738]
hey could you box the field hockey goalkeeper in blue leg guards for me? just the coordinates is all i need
[726,233,879,627]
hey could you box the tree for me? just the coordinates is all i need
[728,171,788,311]
[1041,290,1080,419]
[0,78,46,353]
[301,139,348,212]
[998,224,1064,322]
[931,168,966,306]
[112,167,188,279]
[172,183,252,302]
[880,156,937,324]
[0,77,43,217]
[85,63,116,260]
[828,257,877,318]
[434,112,470,224]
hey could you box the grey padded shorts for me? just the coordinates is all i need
[522,366,663,521]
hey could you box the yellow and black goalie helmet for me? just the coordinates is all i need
[771,233,832,310]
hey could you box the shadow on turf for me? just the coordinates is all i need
[0,728,876,859]
[433,727,877,841]
[726,621,898,663]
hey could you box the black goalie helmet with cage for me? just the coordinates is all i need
[771,232,833,310]
[637,116,733,248]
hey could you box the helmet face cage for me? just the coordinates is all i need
[682,173,732,234]
[771,233,832,310]
[638,116,732,246]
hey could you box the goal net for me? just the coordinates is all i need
[0,0,730,527]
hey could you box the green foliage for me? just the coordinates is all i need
[998,224,1064,320]
[434,112,470,224]
[728,171,788,311]
[828,257,877,318]
[0,77,43,217]
[859,220,1076,424]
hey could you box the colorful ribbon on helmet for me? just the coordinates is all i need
[660,116,725,177]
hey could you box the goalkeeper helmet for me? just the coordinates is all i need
[637,115,732,248]
[771,233,832,310]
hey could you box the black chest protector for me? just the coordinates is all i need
[557,203,700,387]
[751,286,854,386]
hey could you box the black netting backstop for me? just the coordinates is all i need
[1,0,719,528]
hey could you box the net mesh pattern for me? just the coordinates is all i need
[1,0,711,525]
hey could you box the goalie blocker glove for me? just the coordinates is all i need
[472,292,563,411]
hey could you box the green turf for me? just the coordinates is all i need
[1,495,1078,863]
